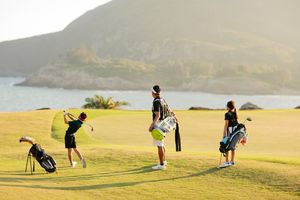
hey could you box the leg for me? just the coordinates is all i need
[67,148,73,165]
[231,150,236,163]
[225,152,229,162]
[163,146,166,162]
[158,146,164,165]
[73,148,83,160]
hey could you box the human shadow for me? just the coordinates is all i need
[0,165,154,183]
[0,167,219,190]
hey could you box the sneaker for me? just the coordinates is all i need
[230,161,235,166]
[152,161,167,167]
[218,162,231,168]
[152,164,166,170]
[70,161,77,168]
[81,158,87,168]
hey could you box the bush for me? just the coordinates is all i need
[82,95,129,109]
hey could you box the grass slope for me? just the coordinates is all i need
[0,109,299,200]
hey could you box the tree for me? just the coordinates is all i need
[82,95,129,109]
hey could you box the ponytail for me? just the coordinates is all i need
[234,108,238,120]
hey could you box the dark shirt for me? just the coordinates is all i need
[66,120,83,136]
[152,97,164,121]
[225,111,238,127]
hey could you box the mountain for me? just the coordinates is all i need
[1,0,300,94]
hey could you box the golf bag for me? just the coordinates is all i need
[29,144,56,173]
[20,136,56,173]
[151,98,182,151]
[219,123,247,154]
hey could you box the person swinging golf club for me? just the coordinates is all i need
[64,111,87,168]
[149,85,177,170]
[219,100,239,168]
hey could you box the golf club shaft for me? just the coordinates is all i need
[64,110,94,131]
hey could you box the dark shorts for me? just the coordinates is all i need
[65,135,76,148]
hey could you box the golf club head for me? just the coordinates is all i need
[246,117,252,122]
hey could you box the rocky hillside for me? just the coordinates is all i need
[1,0,300,94]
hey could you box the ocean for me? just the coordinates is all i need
[1,77,300,112]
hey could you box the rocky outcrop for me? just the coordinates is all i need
[240,102,263,110]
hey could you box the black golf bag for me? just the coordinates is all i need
[29,144,56,173]
[219,123,247,154]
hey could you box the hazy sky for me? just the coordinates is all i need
[0,0,112,42]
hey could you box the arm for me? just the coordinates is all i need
[223,120,229,137]
[63,111,76,124]
[64,114,69,124]
[149,111,160,132]
[67,113,77,121]
[171,111,179,122]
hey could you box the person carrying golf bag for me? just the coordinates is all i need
[219,100,239,168]
[148,85,180,170]
[64,111,87,168]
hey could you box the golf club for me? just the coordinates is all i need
[63,110,94,133]
[243,117,252,124]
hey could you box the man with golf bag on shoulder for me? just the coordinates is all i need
[64,111,87,168]
[149,85,179,170]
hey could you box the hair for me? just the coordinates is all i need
[79,112,87,121]
[152,85,161,94]
[227,101,235,110]
[227,100,238,119]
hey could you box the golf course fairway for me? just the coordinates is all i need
[0,109,299,200]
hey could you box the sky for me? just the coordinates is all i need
[0,0,112,42]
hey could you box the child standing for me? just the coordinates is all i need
[64,111,87,168]
[219,101,239,168]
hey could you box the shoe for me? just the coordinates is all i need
[218,162,231,168]
[70,161,77,168]
[164,160,168,166]
[81,158,87,168]
[152,164,166,170]
[230,161,235,166]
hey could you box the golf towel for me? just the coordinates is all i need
[175,123,181,152]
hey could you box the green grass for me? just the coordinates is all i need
[0,109,299,200]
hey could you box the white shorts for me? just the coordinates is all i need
[228,125,238,135]
[153,139,165,147]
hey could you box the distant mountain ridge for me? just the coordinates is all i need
[1,0,300,94]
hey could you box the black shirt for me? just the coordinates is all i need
[152,97,164,121]
[66,120,83,136]
[225,111,238,127]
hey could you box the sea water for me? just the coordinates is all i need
[1,77,300,112]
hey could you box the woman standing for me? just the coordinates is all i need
[219,100,239,168]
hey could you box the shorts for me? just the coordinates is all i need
[153,139,165,147]
[65,135,76,148]
[228,126,238,136]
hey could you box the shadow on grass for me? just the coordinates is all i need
[0,165,154,182]
[0,167,219,190]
